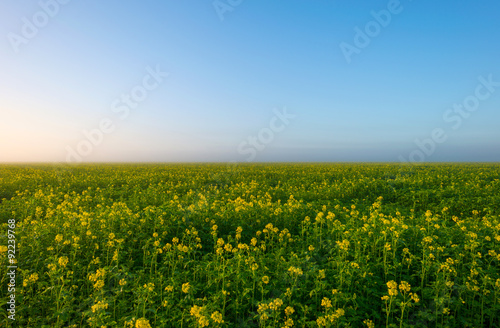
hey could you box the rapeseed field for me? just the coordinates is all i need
[0,163,499,327]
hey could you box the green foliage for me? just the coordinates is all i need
[0,163,499,327]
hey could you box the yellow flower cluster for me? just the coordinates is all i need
[321,297,332,308]
[288,266,303,276]
[190,305,209,327]
[91,300,108,313]
[182,282,191,294]
[382,280,419,303]
[387,280,398,296]
[316,308,345,326]
[257,298,285,321]
[23,273,39,287]
[336,239,350,251]
[135,318,152,328]
[399,281,411,293]
[89,268,106,290]
[58,256,69,268]
[143,283,154,292]
[211,311,224,324]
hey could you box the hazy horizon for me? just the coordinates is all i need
[2,1,499,163]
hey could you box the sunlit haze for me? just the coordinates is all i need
[1,1,499,163]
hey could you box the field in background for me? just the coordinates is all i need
[1,163,499,327]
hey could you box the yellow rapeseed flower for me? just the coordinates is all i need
[182,282,190,293]
[288,266,303,276]
[269,298,283,311]
[321,297,332,308]
[317,317,327,326]
[135,318,152,328]
[285,306,295,316]
[198,316,209,327]
[91,301,108,313]
[144,283,155,292]
[112,250,119,262]
[190,305,202,317]
[58,256,69,267]
[399,281,411,293]
[94,280,105,290]
[23,273,39,287]
[211,311,224,323]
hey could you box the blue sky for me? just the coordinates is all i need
[1,0,499,163]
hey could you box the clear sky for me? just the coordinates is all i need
[1,0,499,163]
